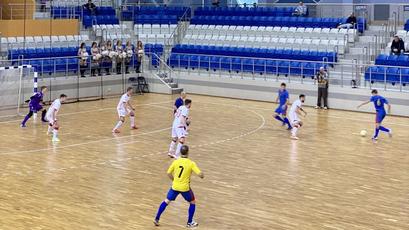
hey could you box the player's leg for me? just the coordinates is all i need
[129,110,137,129]
[375,113,391,138]
[283,115,292,130]
[181,190,198,227]
[113,112,125,133]
[175,136,185,159]
[41,108,47,122]
[291,121,302,140]
[316,88,322,109]
[21,110,34,127]
[154,189,178,226]
[274,106,285,124]
[168,135,178,158]
[52,121,60,142]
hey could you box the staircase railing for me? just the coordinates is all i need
[149,53,177,88]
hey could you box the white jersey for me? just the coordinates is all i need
[46,99,62,121]
[289,99,303,123]
[173,105,189,128]
[117,93,130,111]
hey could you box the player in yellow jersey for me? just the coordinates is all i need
[154,145,204,228]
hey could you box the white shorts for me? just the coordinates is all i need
[117,108,130,118]
[288,113,299,125]
[172,126,187,138]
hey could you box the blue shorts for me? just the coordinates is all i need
[29,104,43,112]
[275,104,287,115]
[167,188,195,202]
[375,111,386,123]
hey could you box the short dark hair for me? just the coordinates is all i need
[299,94,305,98]
[184,99,192,105]
[371,89,378,94]
[180,145,189,155]
[281,83,286,87]
[127,87,133,92]
[60,94,67,98]
[40,86,47,90]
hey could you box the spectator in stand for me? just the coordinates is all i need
[212,0,220,7]
[124,40,134,74]
[90,41,101,76]
[391,35,405,55]
[293,2,307,17]
[78,42,89,78]
[135,41,144,73]
[338,13,357,29]
[83,0,97,15]
[315,67,329,110]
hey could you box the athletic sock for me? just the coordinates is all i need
[169,141,177,154]
[21,112,33,125]
[175,142,183,158]
[379,126,390,133]
[274,115,284,123]
[187,203,196,224]
[130,116,135,127]
[41,110,47,121]
[47,125,53,133]
[155,201,168,221]
[52,129,58,139]
[373,128,380,139]
[113,120,123,130]
[283,117,292,128]
[291,127,298,136]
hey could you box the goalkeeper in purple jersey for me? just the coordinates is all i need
[21,86,48,127]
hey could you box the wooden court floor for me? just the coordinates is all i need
[0,93,408,230]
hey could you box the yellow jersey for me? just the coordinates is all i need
[167,158,201,192]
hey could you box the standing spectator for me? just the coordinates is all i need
[391,35,405,55]
[135,41,144,73]
[315,67,329,110]
[338,13,357,29]
[90,41,101,76]
[78,42,88,78]
[115,40,124,74]
[293,2,307,17]
[83,0,97,15]
[124,40,133,74]
[100,40,113,75]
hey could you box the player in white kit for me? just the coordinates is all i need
[46,94,67,142]
[288,94,307,140]
[168,99,192,159]
[112,87,137,133]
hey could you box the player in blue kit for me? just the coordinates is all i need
[274,83,292,129]
[173,91,186,114]
[357,89,392,141]
[21,86,48,127]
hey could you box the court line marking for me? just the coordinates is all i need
[1,101,266,177]
[0,100,172,124]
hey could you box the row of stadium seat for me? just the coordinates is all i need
[186,25,356,42]
[8,44,163,61]
[139,34,172,45]
[134,24,177,35]
[168,54,325,78]
[133,15,179,25]
[375,54,409,67]
[365,66,409,85]
[93,24,128,36]
[83,15,119,28]
[1,35,90,50]
[194,6,298,17]
[51,6,115,19]
[122,6,190,20]
[50,0,112,7]
[182,35,346,54]
[172,44,337,63]
[191,16,366,33]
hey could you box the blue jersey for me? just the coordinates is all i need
[174,97,184,109]
[370,95,388,113]
[278,89,289,105]
[29,92,44,111]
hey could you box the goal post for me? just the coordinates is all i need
[0,65,38,116]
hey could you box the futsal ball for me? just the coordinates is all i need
[360,130,367,137]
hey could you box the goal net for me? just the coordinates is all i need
[0,65,37,116]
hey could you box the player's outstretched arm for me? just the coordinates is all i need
[198,172,204,179]
[357,100,370,109]
[127,101,135,111]
[387,103,391,114]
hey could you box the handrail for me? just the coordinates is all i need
[150,52,176,88]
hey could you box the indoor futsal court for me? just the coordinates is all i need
[0,93,408,229]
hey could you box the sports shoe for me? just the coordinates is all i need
[131,126,138,130]
[112,129,120,133]
[290,135,299,140]
[314,106,320,109]
[388,129,393,138]
[20,124,26,128]
[153,219,160,226]
[52,137,60,142]
[186,221,199,228]
[323,107,328,110]
[168,153,175,158]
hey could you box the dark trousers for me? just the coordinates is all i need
[317,87,328,107]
